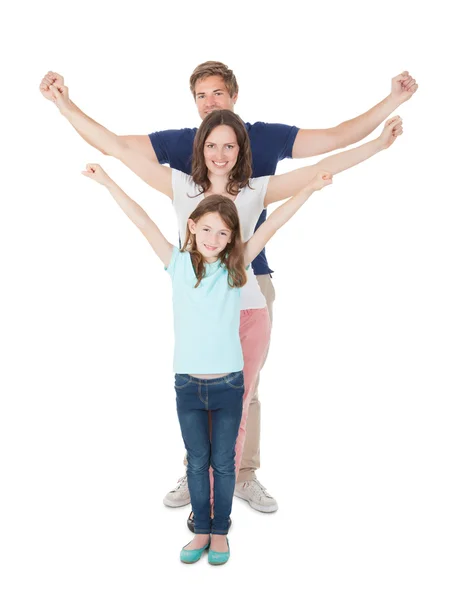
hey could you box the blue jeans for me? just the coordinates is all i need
[175,371,244,535]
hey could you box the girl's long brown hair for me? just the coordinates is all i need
[191,110,252,197]
[181,195,247,289]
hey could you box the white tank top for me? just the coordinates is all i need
[171,169,270,310]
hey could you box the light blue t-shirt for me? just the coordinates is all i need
[165,246,243,374]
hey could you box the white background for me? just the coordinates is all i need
[1,1,457,598]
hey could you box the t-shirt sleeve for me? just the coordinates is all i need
[258,122,299,160]
[171,169,200,244]
[148,128,195,173]
[165,245,180,277]
[250,176,271,211]
[171,169,197,208]
[148,130,175,165]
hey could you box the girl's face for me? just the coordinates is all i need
[203,125,239,178]
[188,212,232,262]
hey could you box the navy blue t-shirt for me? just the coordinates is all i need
[148,122,299,276]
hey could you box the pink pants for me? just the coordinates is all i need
[210,306,271,502]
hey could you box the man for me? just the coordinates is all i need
[39,61,417,519]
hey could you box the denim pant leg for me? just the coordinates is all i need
[209,372,244,535]
[175,375,211,534]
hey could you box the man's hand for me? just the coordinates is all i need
[47,82,72,114]
[39,71,64,102]
[40,71,71,114]
[378,116,403,150]
[81,163,113,187]
[391,71,418,104]
[309,171,333,192]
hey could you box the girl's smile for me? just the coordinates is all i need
[188,212,233,262]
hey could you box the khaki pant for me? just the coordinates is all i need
[183,274,275,484]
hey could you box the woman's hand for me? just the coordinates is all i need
[378,116,403,150]
[81,163,113,187]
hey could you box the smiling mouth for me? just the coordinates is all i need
[212,161,228,167]
[204,244,218,251]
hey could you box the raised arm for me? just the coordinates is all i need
[40,72,155,158]
[82,164,174,267]
[244,172,332,266]
[292,71,417,158]
[265,116,402,206]
[41,72,173,198]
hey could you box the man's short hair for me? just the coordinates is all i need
[189,61,239,98]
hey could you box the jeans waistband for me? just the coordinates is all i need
[175,371,242,385]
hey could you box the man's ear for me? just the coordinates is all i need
[232,93,238,105]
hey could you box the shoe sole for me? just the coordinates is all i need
[163,497,191,508]
[180,559,199,564]
[233,491,278,513]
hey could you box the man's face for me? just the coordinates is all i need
[194,76,237,120]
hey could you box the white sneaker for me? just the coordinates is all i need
[234,476,278,513]
[163,475,191,508]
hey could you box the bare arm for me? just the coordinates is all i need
[244,172,332,266]
[82,164,174,267]
[292,71,417,158]
[265,116,402,206]
[40,73,157,159]
[41,72,172,198]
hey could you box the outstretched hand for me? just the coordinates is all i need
[379,116,403,150]
[391,71,418,104]
[39,71,71,112]
[81,163,112,187]
[39,71,65,102]
[309,171,333,191]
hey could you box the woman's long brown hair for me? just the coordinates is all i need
[191,110,252,197]
[181,195,247,289]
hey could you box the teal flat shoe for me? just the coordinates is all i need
[208,539,230,566]
[180,540,210,564]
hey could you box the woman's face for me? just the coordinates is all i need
[203,125,240,178]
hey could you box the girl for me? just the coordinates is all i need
[82,163,332,564]
[47,85,402,528]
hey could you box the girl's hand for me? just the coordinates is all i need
[81,163,112,186]
[309,171,333,191]
[378,116,403,150]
